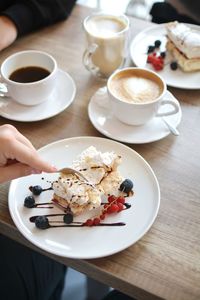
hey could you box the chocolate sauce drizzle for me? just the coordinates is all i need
[27,177,132,229]
[29,214,125,228]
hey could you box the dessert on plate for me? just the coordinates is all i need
[166,21,200,72]
[52,146,125,215]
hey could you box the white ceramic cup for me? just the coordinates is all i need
[0,50,57,106]
[105,67,180,126]
[83,12,129,79]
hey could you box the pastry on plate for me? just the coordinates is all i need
[166,21,200,72]
[52,146,124,215]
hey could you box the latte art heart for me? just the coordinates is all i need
[110,74,162,103]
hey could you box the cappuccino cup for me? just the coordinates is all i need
[83,12,129,79]
[0,50,57,106]
[101,67,180,126]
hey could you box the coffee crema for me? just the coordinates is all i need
[110,70,163,104]
[9,66,50,83]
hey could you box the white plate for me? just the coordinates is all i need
[130,23,200,89]
[0,69,76,122]
[9,137,160,259]
[88,88,182,144]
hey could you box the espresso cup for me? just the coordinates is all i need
[105,67,180,126]
[0,50,57,106]
[83,12,129,79]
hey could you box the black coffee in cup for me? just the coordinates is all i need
[9,66,50,83]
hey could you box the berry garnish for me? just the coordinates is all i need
[93,218,100,225]
[117,196,125,204]
[147,45,155,54]
[85,219,94,226]
[160,51,166,58]
[63,213,73,224]
[24,196,35,208]
[108,195,116,203]
[117,202,124,212]
[154,40,161,48]
[31,185,43,195]
[109,203,119,213]
[170,61,178,70]
[35,216,49,229]
[119,179,133,193]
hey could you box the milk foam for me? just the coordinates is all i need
[86,15,126,38]
[111,76,161,103]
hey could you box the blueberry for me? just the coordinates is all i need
[35,216,49,229]
[119,179,133,193]
[147,45,155,54]
[154,40,161,48]
[24,196,35,208]
[170,61,178,70]
[31,185,43,195]
[63,213,73,224]
[160,51,166,58]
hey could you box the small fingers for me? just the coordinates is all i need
[10,140,56,173]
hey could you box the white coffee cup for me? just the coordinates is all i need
[0,50,57,106]
[99,67,180,126]
[83,12,129,79]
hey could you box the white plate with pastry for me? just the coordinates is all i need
[130,22,200,89]
[8,137,160,259]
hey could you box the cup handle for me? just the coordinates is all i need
[82,43,100,75]
[0,76,9,98]
[156,99,179,117]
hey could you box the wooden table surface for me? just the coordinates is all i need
[0,4,200,300]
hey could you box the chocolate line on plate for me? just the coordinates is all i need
[30,214,125,227]
[29,186,53,193]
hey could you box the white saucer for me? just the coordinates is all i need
[0,69,76,122]
[88,88,182,144]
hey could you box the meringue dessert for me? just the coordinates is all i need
[166,21,200,72]
[52,146,124,215]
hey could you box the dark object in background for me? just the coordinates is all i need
[150,2,200,25]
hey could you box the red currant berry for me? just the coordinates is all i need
[100,214,105,220]
[93,218,100,225]
[117,196,125,204]
[85,219,93,226]
[108,195,116,203]
[104,204,108,209]
[117,202,124,212]
[110,203,119,213]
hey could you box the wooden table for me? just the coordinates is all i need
[0,4,200,300]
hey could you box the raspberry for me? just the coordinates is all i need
[93,218,100,225]
[116,196,125,204]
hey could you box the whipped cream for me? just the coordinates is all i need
[52,146,123,214]
[72,146,121,185]
[166,21,200,59]
[53,174,101,210]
